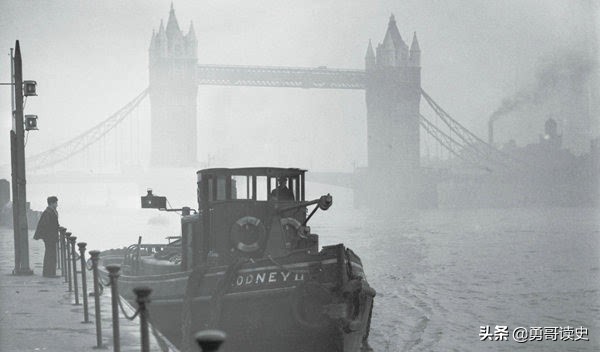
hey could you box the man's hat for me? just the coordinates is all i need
[47,196,58,205]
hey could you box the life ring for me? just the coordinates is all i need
[230,216,266,254]
[168,253,182,265]
[280,217,308,239]
[291,281,333,329]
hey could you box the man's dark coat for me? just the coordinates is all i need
[34,207,59,276]
[34,207,59,242]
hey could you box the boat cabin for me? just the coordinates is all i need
[180,167,319,270]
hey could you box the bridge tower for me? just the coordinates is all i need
[149,4,198,166]
[364,15,422,205]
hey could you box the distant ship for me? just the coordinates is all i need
[438,118,600,207]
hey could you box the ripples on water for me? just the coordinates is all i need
[314,206,600,352]
[20,184,600,351]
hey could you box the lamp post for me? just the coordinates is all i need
[6,40,37,275]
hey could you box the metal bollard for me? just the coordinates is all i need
[89,250,104,349]
[56,239,61,270]
[59,227,67,280]
[78,242,90,323]
[69,236,80,305]
[133,287,152,352]
[106,265,121,352]
[65,232,73,290]
[195,330,226,352]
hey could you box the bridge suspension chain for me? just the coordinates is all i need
[420,89,524,171]
[27,88,148,171]
[419,114,492,172]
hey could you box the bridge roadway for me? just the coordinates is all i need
[27,171,358,187]
[26,167,453,188]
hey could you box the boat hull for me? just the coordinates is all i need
[101,245,375,352]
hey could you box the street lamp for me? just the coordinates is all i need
[1,57,40,132]
[2,40,39,275]
[25,115,38,131]
[23,80,37,96]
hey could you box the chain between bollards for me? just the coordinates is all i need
[65,239,224,352]
[133,286,152,352]
[89,250,105,349]
[106,265,121,352]
[57,229,229,352]
[78,242,90,323]
[65,232,73,291]
[78,249,225,352]
[69,236,79,305]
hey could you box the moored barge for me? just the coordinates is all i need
[101,167,375,352]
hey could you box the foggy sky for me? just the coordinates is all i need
[0,0,598,175]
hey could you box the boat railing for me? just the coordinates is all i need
[123,242,182,274]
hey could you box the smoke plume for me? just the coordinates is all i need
[490,50,597,123]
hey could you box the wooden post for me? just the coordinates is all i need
[11,40,32,275]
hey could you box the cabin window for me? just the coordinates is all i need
[206,175,227,201]
[197,174,204,203]
[293,176,300,200]
[215,176,226,200]
[207,176,213,201]
[231,175,252,200]
[201,171,304,202]
[268,176,296,201]
[256,176,268,201]
[289,177,296,197]
[268,177,276,194]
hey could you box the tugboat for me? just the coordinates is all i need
[101,167,375,352]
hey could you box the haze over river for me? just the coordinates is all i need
[20,182,600,351]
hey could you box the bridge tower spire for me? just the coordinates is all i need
[365,15,421,205]
[149,4,198,166]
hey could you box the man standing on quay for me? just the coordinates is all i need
[33,196,59,277]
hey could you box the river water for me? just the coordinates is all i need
[13,183,600,351]
[317,206,599,352]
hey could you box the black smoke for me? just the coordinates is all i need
[490,50,597,123]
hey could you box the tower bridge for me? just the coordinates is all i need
[149,7,425,205]
[20,5,520,207]
[147,7,469,206]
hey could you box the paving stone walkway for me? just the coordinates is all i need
[0,227,178,352]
